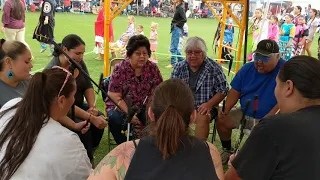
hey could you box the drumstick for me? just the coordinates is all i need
[252,95,258,127]
[213,100,225,142]
[252,95,258,119]
[234,100,251,154]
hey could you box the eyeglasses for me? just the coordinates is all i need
[52,66,72,97]
[134,52,148,57]
[186,50,202,56]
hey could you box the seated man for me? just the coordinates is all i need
[217,39,284,164]
[225,56,320,180]
[171,36,229,140]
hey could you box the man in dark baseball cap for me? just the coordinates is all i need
[251,39,282,73]
[217,39,285,165]
[253,39,280,57]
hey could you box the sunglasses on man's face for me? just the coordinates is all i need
[253,54,272,63]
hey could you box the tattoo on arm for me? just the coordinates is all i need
[93,142,136,180]
[210,145,222,170]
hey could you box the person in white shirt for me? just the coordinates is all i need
[0,67,91,180]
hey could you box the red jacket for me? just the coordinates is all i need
[95,7,114,42]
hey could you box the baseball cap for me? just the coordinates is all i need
[253,39,279,57]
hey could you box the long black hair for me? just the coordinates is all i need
[148,79,195,159]
[52,34,85,57]
[0,68,75,180]
[278,55,320,99]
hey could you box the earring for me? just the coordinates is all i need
[7,70,14,79]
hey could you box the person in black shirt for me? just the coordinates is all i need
[225,55,320,180]
[46,34,107,167]
[167,0,187,68]
[33,0,56,55]
[88,79,224,180]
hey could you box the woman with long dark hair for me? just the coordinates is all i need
[225,56,320,180]
[0,39,90,139]
[1,0,30,49]
[89,79,224,180]
[0,68,91,180]
[46,34,107,166]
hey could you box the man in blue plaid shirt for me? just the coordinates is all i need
[171,36,229,140]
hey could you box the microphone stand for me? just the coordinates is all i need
[49,40,134,140]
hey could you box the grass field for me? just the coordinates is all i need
[1,12,319,165]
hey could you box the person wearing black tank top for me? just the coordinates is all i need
[225,56,320,180]
[88,79,224,180]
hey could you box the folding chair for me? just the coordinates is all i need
[109,58,125,73]
[104,58,124,153]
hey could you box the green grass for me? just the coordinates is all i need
[1,12,319,165]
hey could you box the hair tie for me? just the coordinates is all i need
[168,104,175,109]
[0,39,6,49]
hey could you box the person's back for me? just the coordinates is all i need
[231,106,320,179]
[88,79,224,180]
[264,106,320,179]
[125,136,218,180]
[225,56,320,180]
[2,0,25,29]
[0,98,92,179]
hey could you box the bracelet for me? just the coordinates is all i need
[87,113,92,122]
[115,99,123,110]
[118,99,123,105]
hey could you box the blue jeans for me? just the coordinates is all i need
[170,26,183,66]
[108,107,147,144]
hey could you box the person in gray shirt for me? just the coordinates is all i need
[0,40,32,108]
[0,80,29,108]
[0,40,92,162]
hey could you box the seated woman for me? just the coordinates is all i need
[225,55,320,180]
[110,15,136,58]
[46,34,107,165]
[0,68,91,179]
[0,39,90,132]
[0,39,32,108]
[88,79,224,180]
[106,35,163,144]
